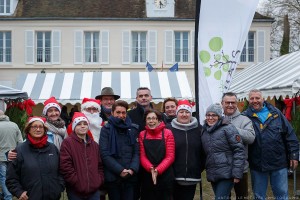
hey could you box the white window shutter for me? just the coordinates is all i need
[257,30,265,62]
[122,31,130,64]
[148,30,157,64]
[52,30,61,64]
[74,30,83,64]
[101,30,109,64]
[25,30,34,64]
[165,30,173,64]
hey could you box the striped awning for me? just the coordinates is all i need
[16,72,193,104]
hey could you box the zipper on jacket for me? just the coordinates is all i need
[185,130,188,180]
[84,142,90,193]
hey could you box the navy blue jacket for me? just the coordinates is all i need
[244,102,299,172]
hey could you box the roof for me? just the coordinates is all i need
[15,71,193,104]
[230,51,300,99]
[0,85,28,100]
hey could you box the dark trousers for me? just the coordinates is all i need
[67,190,100,200]
[106,180,135,200]
[173,182,197,200]
[141,186,173,200]
[233,173,248,200]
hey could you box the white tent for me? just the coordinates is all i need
[230,51,300,99]
[0,85,28,100]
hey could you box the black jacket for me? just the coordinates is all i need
[127,103,153,133]
[6,140,64,200]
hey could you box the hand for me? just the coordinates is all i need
[127,169,134,175]
[19,191,28,200]
[233,178,240,183]
[8,150,17,161]
[120,169,129,178]
[151,167,158,185]
[290,160,298,170]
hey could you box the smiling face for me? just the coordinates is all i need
[74,121,89,137]
[112,106,127,121]
[101,96,115,109]
[29,121,45,140]
[46,107,60,121]
[205,112,219,126]
[164,101,177,117]
[176,109,191,124]
[249,91,264,111]
[146,112,159,129]
[222,95,238,116]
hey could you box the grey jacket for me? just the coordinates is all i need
[201,118,245,183]
[0,115,23,161]
[224,110,255,172]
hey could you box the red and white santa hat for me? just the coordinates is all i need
[176,99,192,115]
[42,97,61,115]
[71,112,90,131]
[81,98,101,112]
[27,116,46,124]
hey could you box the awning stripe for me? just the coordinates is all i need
[91,72,101,98]
[71,73,83,100]
[60,73,74,99]
[39,73,56,100]
[139,72,151,89]
[121,72,131,99]
[130,72,140,98]
[111,72,121,97]
[101,72,112,88]
[158,72,171,98]
[22,73,37,98]
[31,74,46,100]
[80,72,93,99]
[51,73,64,98]
[177,72,192,98]
[168,72,181,98]
[149,72,161,99]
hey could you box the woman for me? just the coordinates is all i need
[6,117,64,200]
[100,100,139,200]
[167,100,203,200]
[42,96,67,150]
[139,110,175,200]
[60,112,104,200]
[162,97,178,125]
[201,103,245,200]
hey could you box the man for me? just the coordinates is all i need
[221,92,255,200]
[96,87,120,123]
[0,110,23,200]
[127,87,153,132]
[81,98,103,143]
[244,89,299,199]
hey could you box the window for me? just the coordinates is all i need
[175,31,189,63]
[36,31,51,63]
[0,0,10,14]
[0,31,11,63]
[132,32,147,63]
[84,32,99,63]
[240,32,254,62]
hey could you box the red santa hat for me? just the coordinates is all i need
[81,98,101,112]
[71,112,90,131]
[176,100,192,115]
[42,97,61,115]
[27,116,46,124]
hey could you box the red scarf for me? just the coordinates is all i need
[27,134,48,148]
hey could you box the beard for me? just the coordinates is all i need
[82,110,103,143]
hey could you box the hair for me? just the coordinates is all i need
[24,121,48,136]
[248,89,262,97]
[144,109,162,122]
[136,87,151,96]
[112,100,129,112]
[221,92,237,102]
[162,97,178,113]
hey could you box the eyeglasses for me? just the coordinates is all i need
[224,101,237,106]
[205,114,218,119]
[30,126,44,130]
[146,117,158,121]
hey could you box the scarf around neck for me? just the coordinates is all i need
[27,134,48,148]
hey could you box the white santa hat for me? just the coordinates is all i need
[81,98,101,112]
[27,116,46,124]
[71,112,90,131]
[176,100,192,115]
[42,96,61,115]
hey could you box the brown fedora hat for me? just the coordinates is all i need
[95,87,120,100]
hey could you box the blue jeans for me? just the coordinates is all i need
[211,179,234,200]
[67,190,100,200]
[251,168,288,200]
[0,162,12,200]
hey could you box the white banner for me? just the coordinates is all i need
[196,0,259,123]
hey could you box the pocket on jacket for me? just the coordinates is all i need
[214,153,229,166]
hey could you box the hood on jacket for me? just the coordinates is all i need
[171,117,198,131]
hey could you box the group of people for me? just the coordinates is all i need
[0,86,298,200]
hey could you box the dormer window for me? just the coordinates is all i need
[0,0,10,14]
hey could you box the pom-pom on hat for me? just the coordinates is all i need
[81,98,101,112]
[27,116,46,124]
[71,112,89,131]
[206,103,223,118]
[42,97,61,115]
[176,100,192,115]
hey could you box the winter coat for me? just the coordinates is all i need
[6,140,64,200]
[60,133,104,198]
[162,113,176,125]
[100,122,139,183]
[243,102,299,172]
[201,118,245,183]
[167,117,203,183]
[225,110,255,172]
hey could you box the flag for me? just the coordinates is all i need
[195,0,259,123]
[169,63,178,72]
[146,61,154,72]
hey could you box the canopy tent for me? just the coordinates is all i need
[0,85,28,100]
[230,51,300,99]
[16,72,193,104]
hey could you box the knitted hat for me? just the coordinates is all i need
[43,97,61,115]
[81,98,101,112]
[206,103,223,118]
[71,112,89,131]
[176,100,192,115]
[27,116,46,124]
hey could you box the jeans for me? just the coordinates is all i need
[0,162,12,200]
[251,168,288,200]
[211,179,234,200]
[67,190,100,200]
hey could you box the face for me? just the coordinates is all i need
[205,112,219,126]
[222,95,238,116]
[249,91,264,111]
[136,89,152,107]
[146,112,159,129]
[84,106,99,114]
[112,106,127,121]
[164,101,177,117]
[29,121,45,140]
[46,107,60,121]
[176,109,191,124]
[74,121,89,136]
[101,96,115,109]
